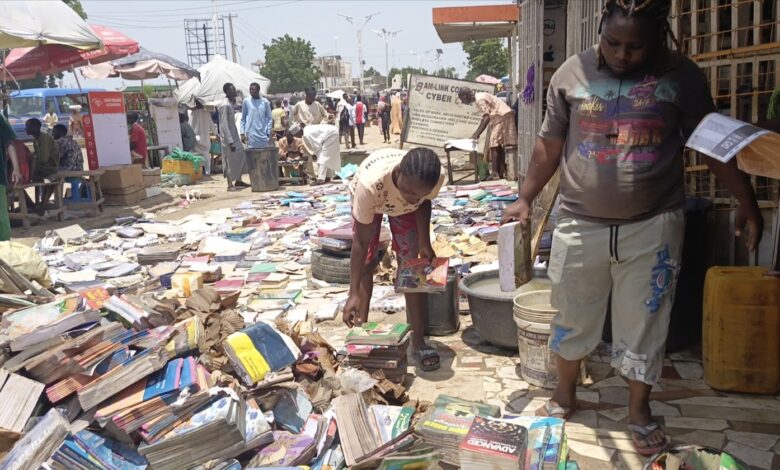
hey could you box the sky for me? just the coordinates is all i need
[67,0,512,90]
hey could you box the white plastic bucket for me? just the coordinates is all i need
[513,290,558,388]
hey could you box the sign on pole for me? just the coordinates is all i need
[404,74,494,148]
[85,91,131,169]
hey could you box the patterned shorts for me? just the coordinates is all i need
[356,212,419,265]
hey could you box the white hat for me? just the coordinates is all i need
[288,123,301,135]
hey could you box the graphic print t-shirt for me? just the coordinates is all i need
[540,47,715,223]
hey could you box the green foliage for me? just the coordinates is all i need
[433,67,458,79]
[462,39,508,81]
[768,88,780,120]
[388,66,427,89]
[260,35,320,94]
[142,85,155,98]
[62,0,87,19]
[363,66,382,77]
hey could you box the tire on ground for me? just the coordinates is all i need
[311,249,351,284]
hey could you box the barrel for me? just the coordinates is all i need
[425,269,460,336]
[246,146,280,192]
[703,266,780,393]
[513,290,558,388]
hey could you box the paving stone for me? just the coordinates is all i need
[576,391,600,404]
[595,437,636,452]
[725,430,780,451]
[670,396,780,412]
[459,355,484,365]
[482,379,503,393]
[649,388,719,401]
[668,349,702,362]
[664,416,729,431]
[598,407,629,423]
[501,379,530,391]
[527,389,554,399]
[672,361,704,380]
[569,410,598,428]
[672,430,725,449]
[650,401,681,417]
[612,452,645,469]
[567,440,616,462]
[775,440,780,454]
[590,376,627,389]
[661,365,683,380]
[725,441,775,469]
[584,362,613,383]
[599,387,630,406]
[505,397,547,415]
[680,404,780,425]
[729,421,780,436]
[657,378,712,391]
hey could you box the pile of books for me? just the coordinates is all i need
[502,415,566,469]
[223,321,301,385]
[458,416,528,469]
[415,394,501,465]
[342,322,411,382]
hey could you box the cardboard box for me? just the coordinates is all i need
[142,168,161,187]
[101,164,143,191]
[103,185,146,206]
[171,271,203,297]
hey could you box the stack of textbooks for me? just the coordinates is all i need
[502,415,566,470]
[415,394,501,465]
[458,416,528,469]
[342,322,411,382]
[223,321,301,385]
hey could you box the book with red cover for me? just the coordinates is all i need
[77,287,111,310]
[316,222,353,240]
[395,258,450,293]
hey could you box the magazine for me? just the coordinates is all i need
[395,258,449,293]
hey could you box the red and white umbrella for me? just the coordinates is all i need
[2,25,138,80]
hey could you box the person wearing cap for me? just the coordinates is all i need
[289,122,340,185]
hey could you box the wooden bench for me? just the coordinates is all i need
[58,170,105,215]
[6,179,64,228]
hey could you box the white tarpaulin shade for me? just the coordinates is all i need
[175,55,270,107]
[0,1,101,50]
[326,89,346,99]
[81,47,199,81]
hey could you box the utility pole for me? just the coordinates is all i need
[338,12,379,94]
[211,0,220,57]
[202,23,210,62]
[226,14,238,63]
[373,28,401,89]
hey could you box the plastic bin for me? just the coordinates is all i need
[246,146,279,192]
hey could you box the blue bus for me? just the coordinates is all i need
[6,87,104,140]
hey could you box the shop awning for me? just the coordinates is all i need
[432,4,519,43]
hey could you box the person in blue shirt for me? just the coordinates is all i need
[240,82,272,148]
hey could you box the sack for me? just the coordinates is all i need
[0,241,51,293]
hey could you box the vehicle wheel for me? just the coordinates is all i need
[311,249,351,284]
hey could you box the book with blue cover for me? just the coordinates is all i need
[142,358,183,401]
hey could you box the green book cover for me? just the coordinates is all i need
[249,263,277,274]
[345,322,410,344]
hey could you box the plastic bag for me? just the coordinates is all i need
[339,367,378,393]
[0,241,51,292]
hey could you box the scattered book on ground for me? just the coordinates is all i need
[459,416,528,469]
[395,258,449,293]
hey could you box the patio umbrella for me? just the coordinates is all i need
[475,74,500,85]
[2,25,138,80]
[175,55,270,107]
[0,1,101,50]
[81,47,199,81]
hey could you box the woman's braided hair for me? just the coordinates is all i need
[400,148,441,187]
[597,0,680,69]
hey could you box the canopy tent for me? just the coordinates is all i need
[81,47,199,81]
[2,25,138,80]
[0,1,101,50]
[175,55,270,107]
[432,4,518,43]
[326,89,346,99]
[475,74,500,85]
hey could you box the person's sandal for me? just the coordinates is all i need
[628,421,669,457]
[415,346,440,372]
[535,399,578,420]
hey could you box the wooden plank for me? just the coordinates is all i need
[0,258,53,299]
[531,170,560,258]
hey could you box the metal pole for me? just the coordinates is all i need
[357,28,364,93]
[203,23,210,62]
[212,0,220,56]
[385,40,389,89]
[227,14,238,62]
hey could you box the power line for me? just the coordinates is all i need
[236,17,269,41]
[90,0,300,16]
[86,0,256,15]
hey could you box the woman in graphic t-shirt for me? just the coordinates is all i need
[501,0,762,456]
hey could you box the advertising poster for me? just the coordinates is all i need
[85,91,131,169]
[405,75,494,148]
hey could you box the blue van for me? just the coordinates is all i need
[7,87,104,140]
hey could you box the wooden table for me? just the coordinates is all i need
[59,170,106,215]
[147,145,170,168]
[6,179,64,228]
[444,147,480,185]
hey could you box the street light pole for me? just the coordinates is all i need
[372,28,401,89]
[339,12,380,94]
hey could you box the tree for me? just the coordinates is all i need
[260,35,320,94]
[63,0,87,19]
[433,67,458,79]
[363,66,382,77]
[462,39,508,81]
[388,66,427,89]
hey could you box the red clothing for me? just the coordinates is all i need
[130,123,148,160]
[354,102,365,125]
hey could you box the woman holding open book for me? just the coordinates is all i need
[343,148,445,371]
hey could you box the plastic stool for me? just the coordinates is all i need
[65,177,92,202]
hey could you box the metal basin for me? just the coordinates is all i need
[459,269,551,349]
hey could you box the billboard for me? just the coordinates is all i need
[405,75,494,148]
[85,91,131,169]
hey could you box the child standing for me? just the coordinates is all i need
[343,148,445,371]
